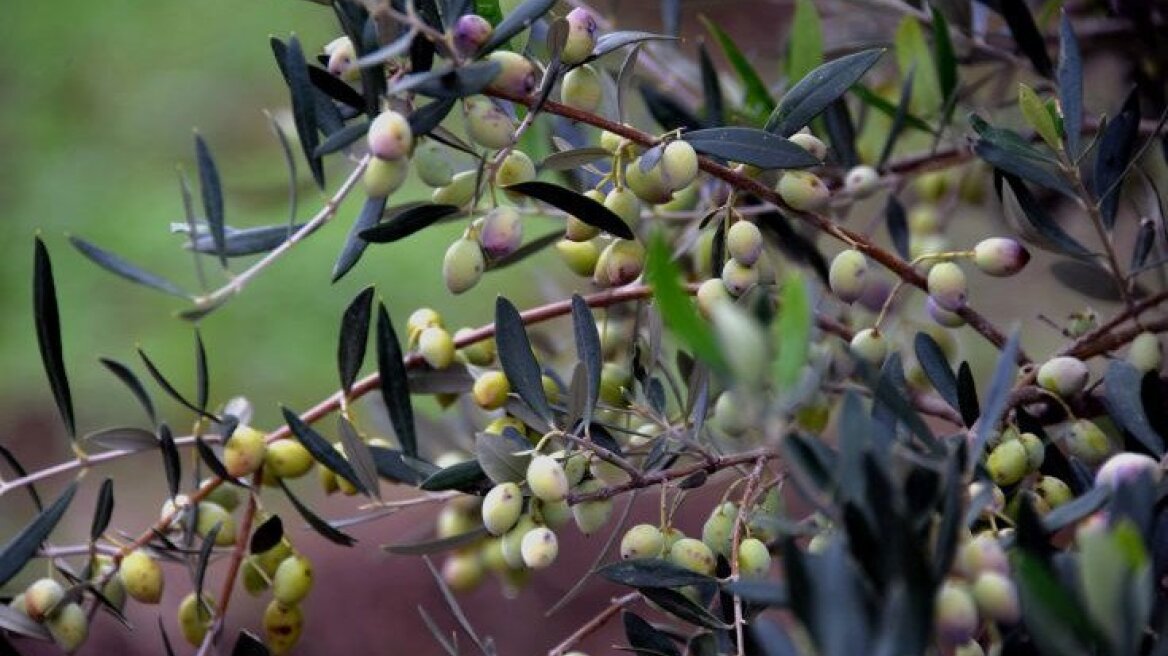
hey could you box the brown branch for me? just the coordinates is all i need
[566,449,778,505]
[547,591,640,656]
[196,472,262,655]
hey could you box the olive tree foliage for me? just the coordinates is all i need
[2,0,1168,654]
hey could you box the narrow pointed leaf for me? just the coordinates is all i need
[137,348,217,420]
[338,415,381,498]
[503,181,634,239]
[1103,360,1165,456]
[354,28,417,68]
[485,230,560,271]
[333,195,389,283]
[775,273,812,390]
[877,67,915,169]
[476,0,555,55]
[495,297,553,423]
[187,223,302,258]
[1057,11,1082,156]
[393,61,502,99]
[570,295,602,426]
[914,332,958,409]
[701,17,774,122]
[0,444,41,511]
[89,478,114,541]
[599,559,714,588]
[972,115,1075,196]
[34,238,75,437]
[894,18,940,115]
[682,127,819,169]
[623,611,681,656]
[338,286,375,394]
[70,236,189,298]
[540,146,610,171]
[280,36,324,188]
[823,97,859,168]
[250,516,284,555]
[930,5,957,105]
[645,233,725,372]
[376,302,417,458]
[383,527,490,555]
[765,49,883,136]
[1000,173,1094,260]
[956,361,980,426]
[1094,88,1140,228]
[313,120,368,158]
[586,31,676,63]
[194,520,220,601]
[158,423,181,498]
[194,330,209,413]
[282,406,368,495]
[0,481,77,588]
[195,436,241,486]
[983,0,1052,77]
[971,329,1020,463]
[698,43,724,126]
[639,586,731,629]
[358,203,461,244]
[278,478,356,546]
[419,459,491,493]
[885,196,910,259]
[408,98,457,137]
[194,134,227,267]
[850,85,935,136]
[641,84,706,132]
[99,357,157,426]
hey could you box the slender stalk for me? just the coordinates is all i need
[196,472,261,656]
[547,591,640,656]
[567,449,777,504]
[729,457,768,656]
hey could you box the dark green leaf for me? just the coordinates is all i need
[475,429,531,484]
[407,365,474,394]
[570,295,602,426]
[80,426,158,452]
[194,520,221,601]
[137,348,216,420]
[1042,484,1109,533]
[368,445,430,486]
[278,478,356,546]
[623,610,681,656]
[476,0,555,55]
[382,526,490,555]
[408,99,457,138]
[765,49,883,136]
[194,134,227,267]
[973,116,1074,197]
[359,203,462,243]
[70,236,189,299]
[645,233,725,372]
[0,444,40,511]
[393,61,502,99]
[822,98,859,168]
[332,196,389,283]
[1000,173,1094,259]
[193,330,209,414]
[877,67,915,169]
[933,441,967,580]
[930,5,957,105]
[0,602,51,640]
[419,459,491,493]
[701,17,774,122]
[723,580,789,606]
[0,481,77,587]
[313,120,368,158]
[338,286,375,395]
[34,238,75,438]
[99,358,156,426]
[540,146,610,171]
[89,478,114,541]
[250,516,284,555]
[376,301,417,458]
[1103,360,1165,455]
[495,296,554,423]
[282,406,368,495]
[956,361,979,427]
[586,31,676,63]
[599,559,715,588]
[884,196,910,260]
[504,181,634,239]
[280,36,324,188]
[639,587,731,629]
[1131,219,1155,270]
[850,85,935,136]
[188,223,301,258]
[308,64,366,110]
[775,273,812,390]
[353,28,417,68]
[971,328,1020,463]
[1094,88,1140,228]
[1049,260,1137,302]
[698,43,724,126]
[231,630,270,656]
[913,332,958,409]
[1057,10,1082,157]
[1015,553,1099,654]
[982,0,1052,77]
[682,127,819,169]
[195,436,240,486]
[640,84,705,132]
[158,423,181,499]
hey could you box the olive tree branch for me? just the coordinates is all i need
[547,591,640,656]
[196,472,261,656]
[729,456,768,656]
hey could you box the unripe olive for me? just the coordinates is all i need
[177,592,214,647]
[571,480,613,535]
[487,51,537,96]
[442,551,484,592]
[737,537,771,578]
[777,171,830,211]
[588,456,630,487]
[849,328,888,366]
[255,539,295,576]
[533,498,571,528]
[432,169,479,206]
[324,36,357,79]
[971,571,1019,624]
[417,325,456,370]
[973,237,1030,277]
[599,239,645,287]
[561,7,598,65]
[696,278,731,319]
[202,479,240,512]
[464,96,516,150]
[1019,432,1044,472]
[478,207,524,259]
[520,526,559,569]
[473,370,511,410]
[598,362,632,407]
[934,580,979,645]
[987,440,1028,486]
[727,221,763,266]
[265,439,314,479]
[196,501,237,546]
[927,296,966,328]
[701,502,738,557]
[501,516,537,568]
[120,550,164,604]
[604,188,641,227]
[660,141,699,191]
[561,65,603,112]
[527,455,569,502]
[272,554,314,605]
[452,329,494,367]
[453,14,493,56]
[914,170,950,201]
[480,537,508,573]
[482,482,523,535]
[363,156,409,198]
[414,141,455,188]
[927,261,968,312]
[495,150,536,193]
[437,502,478,538]
[909,204,940,234]
[367,110,412,161]
[45,602,88,653]
[484,415,525,436]
[662,527,686,551]
[844,165,880,198]
[407,307,443,345]
[1038,356,1090,398]
[620,524,665,559]
[1095,452,1162,489]
[668,537,716,576]
[721,259,759,296]
[443,237,486,294]
[1063,419,1114,466]
[262,600,304,655]
[555,238,600,277]
[90,555,127,611]
[624,158,673,204]
[24,578,65,622]
[224,425,268,478]
[714,389,756,436]
[1127,331,1163,373]
[828,249,869,304]
[560,451,588,487]
[1034,475,1073,508]
[788,132,827,161]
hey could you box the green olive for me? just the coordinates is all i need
[272,554,314,606]
[482,482,523,535]
[119,549,164,604]
[262,600,304,655]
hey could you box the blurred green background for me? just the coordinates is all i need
[0,0,559,454]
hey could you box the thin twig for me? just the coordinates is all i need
[547,591,640,656]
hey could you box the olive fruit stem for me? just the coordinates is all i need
[547,591,640,656]
[195,471,261,656]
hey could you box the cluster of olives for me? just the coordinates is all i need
[933,532,1020,654]
[8,576,95,653]
[239,537,312,654]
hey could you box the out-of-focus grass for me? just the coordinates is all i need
[0,0,555,446]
